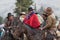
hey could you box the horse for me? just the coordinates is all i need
[1,17,24,40]
[1,26,24,40]
[20,21,59,40]
[1,16,50,40]
[14,18,45,40]
[18,22,46,40]
[1,27,15,40]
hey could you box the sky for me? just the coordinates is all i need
[0,0,60,19]
[33,0,60,18]
[0,0,16,18]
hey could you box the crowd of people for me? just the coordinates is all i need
[0,7,60,40]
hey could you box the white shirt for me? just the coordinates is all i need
[37,14,44,24]
[0,24,4,28]
[19,16,24,22]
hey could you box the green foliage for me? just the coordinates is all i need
[14,0,33,15]
[0,16,3,24]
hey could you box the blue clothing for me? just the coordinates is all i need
[0,32,1,36]
[26,11,35,19]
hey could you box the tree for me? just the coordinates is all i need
[0,16,3,24]
[14,0,33,15]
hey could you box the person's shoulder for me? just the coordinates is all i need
[31,14,38,18]
[33,13,37,16]
[48,15,51,18]
[47,15,53,20]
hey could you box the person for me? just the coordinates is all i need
[40,13,48,27]
[19,12,26,22]
[5,13,14,27]
[35,13,44,25]
[40,7,57,40]
[55,16,60,28]
[7,13,12,20]
[41,7,56,30]
[24,7,41,29]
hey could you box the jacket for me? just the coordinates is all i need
[24,13,40,29]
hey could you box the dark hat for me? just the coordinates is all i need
[28,7,33,11]
[35,13,38,14]
[45,7,53,14]
[43,13,48,17]
[7,13,12,18]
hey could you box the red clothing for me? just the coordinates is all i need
[24,13,40,29]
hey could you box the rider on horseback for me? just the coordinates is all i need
[19,12,26,22]
[40,7,57,40]
[23,7,41,29]
[5,13,14,28]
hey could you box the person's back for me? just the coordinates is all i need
[47,14,56,31]
[40,7,57,35]
[5,13,12,27]
[24,7,41,29]
[35,13,44,25]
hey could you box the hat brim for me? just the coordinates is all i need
[44,10,53,14]
[7,15,12,18]
[20,14,26,15]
